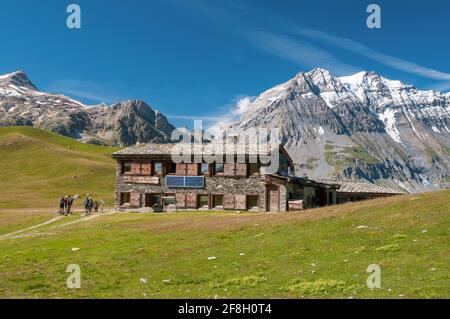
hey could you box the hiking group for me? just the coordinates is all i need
[58,195,75,216]
[58,194,103,216]
[82,196,101,215]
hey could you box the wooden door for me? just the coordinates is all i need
[267,185,279,212]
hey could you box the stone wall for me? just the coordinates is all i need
[115,162,267,211]
[279,184,287,212]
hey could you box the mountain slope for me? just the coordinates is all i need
[0,71,176,146]
[0,127,118,209]
[229,68,450,192]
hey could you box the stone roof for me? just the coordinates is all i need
[112,143,175,156]
[316,180,404,195]
[265,174,340,189]
[112,142,285,158]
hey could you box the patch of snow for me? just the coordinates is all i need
[9,84,25,93]
[339,71,366,89]
[378,108,402,143]
[302,92,315,98]
[319,92,336,108]
[317,126,325,135]
[383,78,403,89]
[0,72,14,80]
[8,90,22,97]
[31,90,48,96]
[431,126,441,134]
[268,91,285,103]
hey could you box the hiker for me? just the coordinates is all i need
[89,198,94,213]
[64,196,69,215]
[59,196,65,215]
[83,197,90,215]
[94,201,99,213]
[67,196,74,215]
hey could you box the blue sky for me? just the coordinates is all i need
[1,0,449,130]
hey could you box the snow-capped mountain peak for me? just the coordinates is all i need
[307,67,344,92]
[229,68,450,192]
[0,70,38,91]
[339,71,408,93]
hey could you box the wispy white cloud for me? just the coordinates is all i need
[167,0,450,85]
[247,31,360,76]
[167,114,224,121]
[170,95,256,136]
[206,95,256,136]
[165,1,358,77]
[297,29,450,81]
[233,96,254,115]
[48,80,124,105]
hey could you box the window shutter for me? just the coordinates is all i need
[141,162,152,175]
[235,195,246,210]
[223,194,235,210]
[186,193,197,208]
[176,163,187,175]
[131,163,141,175]
[175,194,186,208]
[187,164,199,176]
[235,164,247,177]
[224,163,236,176]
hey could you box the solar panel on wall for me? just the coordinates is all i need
[165,176,205,188]
[185,176,205,188]
[165,176,185,188]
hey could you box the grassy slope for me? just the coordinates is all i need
[0,127,119,209]
[0,190,448,298]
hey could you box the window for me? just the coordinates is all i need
[154,162,163,175]
[198,194,209,208]
[215,163,224,175]
[122,162,131,174]
[163,194,175,207]
[167,163,176,174]
[246,195,259,210]
[120,192,131,205]
[213,195,224,208]
[248,163,260,176]
[145,193,161,207]
[201,163,209,175]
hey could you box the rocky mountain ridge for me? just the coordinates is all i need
[0,71,175,146]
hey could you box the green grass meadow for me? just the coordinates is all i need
[0,191,448,298]
[0,127,118,209]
